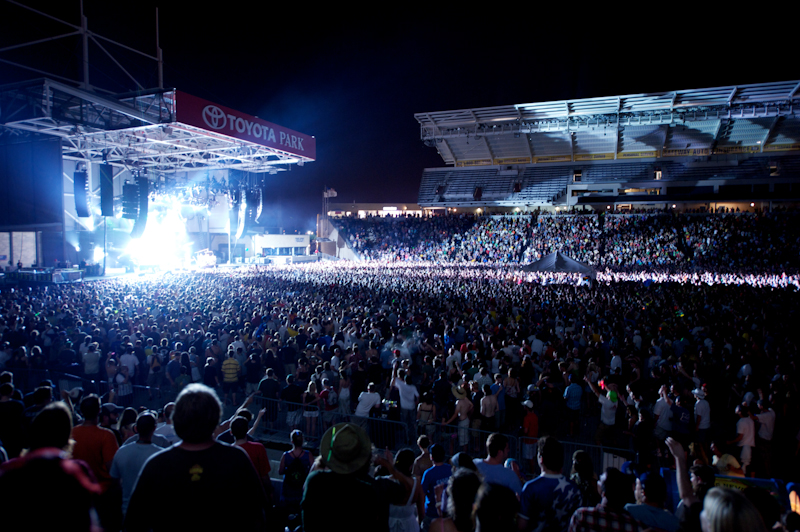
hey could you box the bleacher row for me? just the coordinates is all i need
[417,154,800,204]
[335,210,800,271]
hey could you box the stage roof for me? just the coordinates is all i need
[0,78,315,174]
[415,80,800,166]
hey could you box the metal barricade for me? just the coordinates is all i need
[556,439,633,478]
[251,395,409,451]
[5,367,178,413]
[6,367,637,476]
[420,420,518,463]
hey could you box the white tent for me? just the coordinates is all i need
[521,251,596,279]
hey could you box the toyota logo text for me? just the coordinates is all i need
[202,105,227,130]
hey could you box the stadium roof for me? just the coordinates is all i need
[415,80,800,166]
[0,78,316,174]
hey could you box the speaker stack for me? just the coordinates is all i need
[130,175,149,239]
[73,169,90,217]
[99,164,114,217]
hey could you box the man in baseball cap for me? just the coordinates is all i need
[692,387,711,446]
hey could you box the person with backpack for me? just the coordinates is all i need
[319,378,338,431]
[279,429,311,525]
[146,346,164,400]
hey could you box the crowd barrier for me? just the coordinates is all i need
[661,468,789,513]
[7,367,631,476]
[251,395,411,449]
[4,268,83,284]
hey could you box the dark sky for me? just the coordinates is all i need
[1,2,797,231]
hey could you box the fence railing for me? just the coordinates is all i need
[251,395,410,449]
[6,367,632,476]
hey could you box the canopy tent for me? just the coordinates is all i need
[521,251,596,279]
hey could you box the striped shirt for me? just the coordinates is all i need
[221,358,240,383]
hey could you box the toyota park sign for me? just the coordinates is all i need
[175,91,315,160]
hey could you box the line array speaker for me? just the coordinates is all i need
[130,176,149,239]
[100,164,114,217]
[73,170,90,217]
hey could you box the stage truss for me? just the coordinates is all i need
[0,78,313,174]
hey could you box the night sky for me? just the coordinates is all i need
[1,2,796,231]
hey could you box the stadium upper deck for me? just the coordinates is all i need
[415,81,800,209]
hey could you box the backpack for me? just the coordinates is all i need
[283,451,309,492]
[150,352,162,372]
[326,389,338,407]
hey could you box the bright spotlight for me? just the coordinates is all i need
[93,247,104,262]
[125,199,190,270]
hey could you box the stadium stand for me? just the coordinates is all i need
[414,81,800,210]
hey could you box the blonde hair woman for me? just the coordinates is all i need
[303,382,320,437]
[700,488,767,532]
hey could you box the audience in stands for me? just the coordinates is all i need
[334,209,800,274]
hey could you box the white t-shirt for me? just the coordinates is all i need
[694,399,711,430]
[153,422,179,444]
[530,338,544,356]
[654,398,672,431]
[394,380,419,410]
[120,353,139,377]
[755,409,775,441]
[736,417,756,447]
[445,351,461,370]
[598,395,617,426]
[355,391,382,417]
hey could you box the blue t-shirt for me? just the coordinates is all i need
[519,474,581,532]
[421,464,452,518]
[473,459,521,495]
[491,383,506,410]
[563,384,582,411]
[625,503,679,532]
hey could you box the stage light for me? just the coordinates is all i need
[125,198,190,270]
[93,247,104,262]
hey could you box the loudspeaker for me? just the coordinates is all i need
[122,183,139,219]
[130,176,149,239]
[252,187,264,224]
[99,164,114,216]
[73,170,90,217]
[235,187,247,240]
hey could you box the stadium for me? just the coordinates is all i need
[1,3,800,532]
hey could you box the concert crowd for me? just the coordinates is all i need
[1,208,799,532]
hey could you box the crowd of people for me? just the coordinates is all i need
[523,215,601,265]
[0,209,799,531]
[335,209,800,274]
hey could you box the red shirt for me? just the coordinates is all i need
[238,441,271,478]
[71,424,119,492]
[522,411,539,443]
